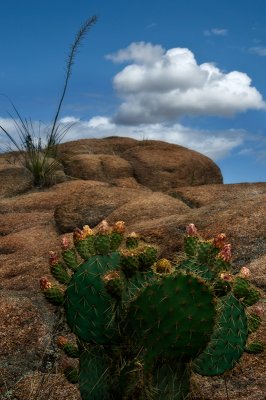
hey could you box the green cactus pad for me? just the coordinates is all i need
[118,360,154,400]
[192,293,248,376]
[247,313,262,333]
[63,343,80,358]
[64,365,79,384]
[104,275,124,300]
[245,341,264,354]
[62,249,79,271]
[79,347,110,400]
[50,263,71,285]
[138,246,157,271]
[110,231,123,251]
[123,271,157,303]
[233,277,261,306]
[121,252,140,277]
[178,259,214,281]
[152,360,190,400]
[212,257,231,274]
[183,236,229,273]
[75,236,95,260]
[212,278,232,297]
[127,272,216,361]
[94,234,111,255]
[126,235,139,249]
[43,287,65,306]
[184,236,199,257]
[197,241,219,265]
[64,252,121,344]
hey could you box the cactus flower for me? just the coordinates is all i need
[219,243,232,262]
[40,276,52,290]
[154,258,173,274]
[213,233,227,249]
[113,220,126,233]
[239,266,251,279]
[57,335,69,348]
[220,272,233,282]
[48,251,59,266]
[128,232,138,238]
[82,225,94,237]
[73,227,84,242]
[97,220,111,234]
[186,223,198,236]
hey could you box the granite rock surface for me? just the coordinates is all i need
[0,137,265,400]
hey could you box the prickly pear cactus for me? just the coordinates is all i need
[40,221,264,400]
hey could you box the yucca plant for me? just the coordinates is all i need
[0,15,97,187]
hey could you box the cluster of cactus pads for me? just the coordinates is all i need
[40,221,264,400]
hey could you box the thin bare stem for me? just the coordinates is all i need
[49,15,98,143]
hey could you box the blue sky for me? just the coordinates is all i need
[0,0,266,183]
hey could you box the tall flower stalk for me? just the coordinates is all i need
[0,15,97,187]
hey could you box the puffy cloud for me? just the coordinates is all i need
[106,42,165,64]
[114,48,207,93]
[106,42,265,125]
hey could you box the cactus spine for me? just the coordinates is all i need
[40,221,263,399]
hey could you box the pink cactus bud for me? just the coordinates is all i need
[40,276,52,290]
[48,251,59,266]
[219,243,232,262]
[73,227,84,242]
[61,236,70,250]
[239,266,251,279]
[186,223,198,236]
[253,305,264,317]
[113,221,126,233]
[57,335,68,348]
[220,272,233,282]
[213,233,227,249]
[97,220,111,234]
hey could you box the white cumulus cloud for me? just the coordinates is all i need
[106,41,165,64]
[106,42,265,125]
